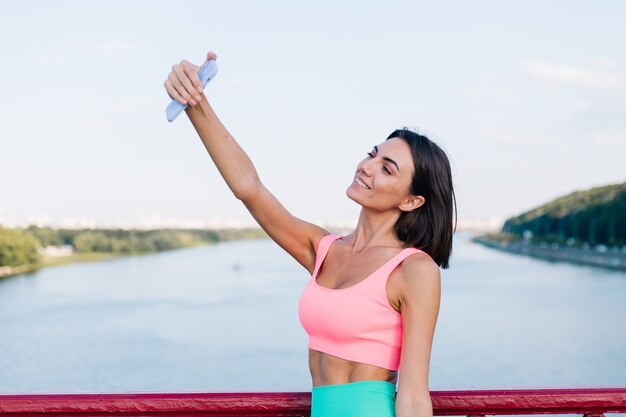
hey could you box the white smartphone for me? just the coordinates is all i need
[166,60,219,122]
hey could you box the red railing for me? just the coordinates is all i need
[0,387,625,416]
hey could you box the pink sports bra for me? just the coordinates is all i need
[298,233,428,371]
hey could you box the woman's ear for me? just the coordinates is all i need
[399,195,425,212]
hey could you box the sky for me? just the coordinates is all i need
[1,1,625,230]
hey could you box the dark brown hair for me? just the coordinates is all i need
[387,128,457,268]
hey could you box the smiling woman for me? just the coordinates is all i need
[164,51,457,417]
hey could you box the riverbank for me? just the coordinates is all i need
[0,245,205,279]
[0,227,269,280]
[472,235,626,271]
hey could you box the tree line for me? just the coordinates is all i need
[0,226,266,268]
[501,181,625,247]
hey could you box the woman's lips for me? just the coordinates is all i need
[353,176,371,189]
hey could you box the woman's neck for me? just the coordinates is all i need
[345,208,403,253]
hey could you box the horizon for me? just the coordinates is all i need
[0,213,502,233]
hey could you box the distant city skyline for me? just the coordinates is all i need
[0,207,506,232]
[1,1,625,231]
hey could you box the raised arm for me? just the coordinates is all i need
[164,52,328,273]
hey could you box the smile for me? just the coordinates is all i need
[354,176,371,189]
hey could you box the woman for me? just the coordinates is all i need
[164,51,456,417]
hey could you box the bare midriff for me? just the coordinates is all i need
[308,348,398,387]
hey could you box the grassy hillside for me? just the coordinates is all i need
[501,181,625,246]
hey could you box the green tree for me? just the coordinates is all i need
[73,231,112,252]
[25,225,62,246]
[0,227,41,267]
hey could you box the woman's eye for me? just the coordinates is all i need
[367,152,374,158]
[383,167,391,175]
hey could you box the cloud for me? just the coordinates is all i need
[473,124,543,146]
[590,57,617,70]
[112,98,161,110]
[67,39,136,56]
[82,98,161,128]
[593,132,626,149]
[34,40,136,67]
[521,59,624,91]
[562,89,626,144]
[86,98,161,111]
[94,41,135,55]
[463,82,518,102]
[36,53,65,65]
[85,118,112,129]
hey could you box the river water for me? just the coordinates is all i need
[0,231,624,393]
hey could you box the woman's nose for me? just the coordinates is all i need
[360,159,374,176]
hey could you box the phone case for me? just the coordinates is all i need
[166,60,219,122]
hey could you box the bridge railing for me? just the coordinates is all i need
[1,387,625,416]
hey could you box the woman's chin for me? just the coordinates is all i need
[346,186,362,204]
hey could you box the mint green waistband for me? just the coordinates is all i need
[311,380,396,417]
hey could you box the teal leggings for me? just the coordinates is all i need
[311,380,397,417]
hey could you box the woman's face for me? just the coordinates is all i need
[346,137,418,212]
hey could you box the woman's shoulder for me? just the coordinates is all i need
[388,249,440,310]
[396,250,440,285]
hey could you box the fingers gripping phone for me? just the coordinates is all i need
[166,60,218,122]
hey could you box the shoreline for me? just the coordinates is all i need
[472,236,626,271]
[0,242,214,280]
[0,227,270,280]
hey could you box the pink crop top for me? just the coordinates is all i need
[298,233,427,371]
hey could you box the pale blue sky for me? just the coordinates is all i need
[1,1,625,229]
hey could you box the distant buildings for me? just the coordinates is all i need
[38,245,74,257]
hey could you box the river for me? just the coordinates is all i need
[0,231,624,393]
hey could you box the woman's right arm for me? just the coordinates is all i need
[164,53,328,273]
